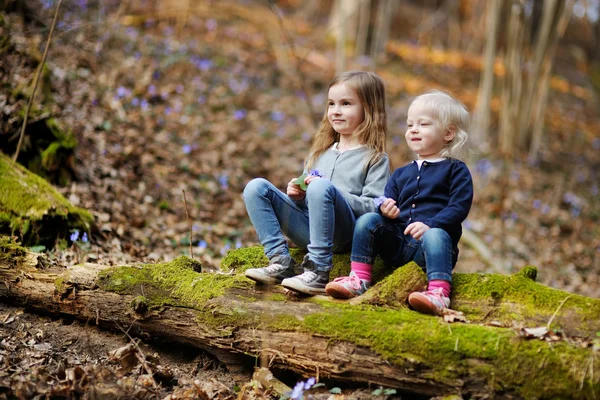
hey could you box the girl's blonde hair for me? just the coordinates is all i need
[409,89,470,160]
[306,71,387,170]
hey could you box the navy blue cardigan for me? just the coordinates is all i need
[383,158,473,249]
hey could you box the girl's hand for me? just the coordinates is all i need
[404,222,430,240]
[287,179,305,200]
[304,175,321,186]
[380,198,399,219]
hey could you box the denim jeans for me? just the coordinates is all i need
[351,212,456,282]
[243,178,356,271]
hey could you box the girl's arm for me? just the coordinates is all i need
[340,154,391,215]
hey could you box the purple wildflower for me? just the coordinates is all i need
[303,377,316,390]
[271,111,285,122]
[289,382,304,399]
[182,144,192,154]
[307,170,324,178]
[233,109,247,120]
[373,196,388,208]
[198,240,207,249]
[70,230,80,242]
[81,232,88,243]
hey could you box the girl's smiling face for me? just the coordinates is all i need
[327,83,365,137]
[406,102,455,159]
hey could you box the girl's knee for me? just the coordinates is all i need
[422,228,451,246]
[355,212,382,232]
[305,178,334,198]
[243,177,269,198]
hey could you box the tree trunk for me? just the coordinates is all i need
[471,0,501,151]
[1,243,599,399]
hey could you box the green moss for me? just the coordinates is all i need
[0,152,93,246]
[0,235,26,266]
[452,267,600,328]
[299,305,598,398]
[221,245,393,283]
[98,255,253,309]
[54,276,65,294]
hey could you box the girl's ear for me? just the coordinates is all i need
[444,125,456,143]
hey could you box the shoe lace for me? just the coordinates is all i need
[296,270,317,283]
[332,274,362,290]
[264,263,287,274]
[422,288,449,305]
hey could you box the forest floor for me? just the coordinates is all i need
[1,0,599,399]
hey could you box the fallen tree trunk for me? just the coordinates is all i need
[1,241,599,399]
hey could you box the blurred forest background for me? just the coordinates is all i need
[1,0,599,300]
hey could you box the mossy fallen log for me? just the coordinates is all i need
[0,241,598,399]
[0,152,93,247]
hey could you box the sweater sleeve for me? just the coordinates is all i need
[340,154,391,216]
[424,162,473,230]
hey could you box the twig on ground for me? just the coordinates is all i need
[116,323,160,391]
[182,189,194,260]
[547,294,572,330]
[13,0,63,161]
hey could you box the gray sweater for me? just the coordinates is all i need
[307,146,390,217]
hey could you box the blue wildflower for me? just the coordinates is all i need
[373,196,388,208]
[219,174,229,189]
[235,239,242,249]
[116,86,127,98]
[307,170,324,178]
[233,109,247,120]
[289,382,304,399]
[131,97,139,107]
[140,99,149,111]
[533,199,541,209]
[198,240,207,249]
[81,232,88,243]
[182,144,192,154]
[271,111,285,122]
[148,85,156,95]
[70,230,80,242]
[303,377,316,390]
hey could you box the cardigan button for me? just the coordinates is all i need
[411,204,416,208]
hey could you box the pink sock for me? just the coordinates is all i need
[351,262,373,282]
[428,280,451,298]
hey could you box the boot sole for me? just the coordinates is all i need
[281,278,326,295]
[408,293,442,316]
[325,283,359,299]
[244,269,284,285]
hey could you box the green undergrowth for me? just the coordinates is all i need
[0,152,92,246]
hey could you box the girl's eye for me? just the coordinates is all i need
[343,101,350,105]
[328,102,334,106]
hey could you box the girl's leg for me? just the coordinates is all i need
[326,213,405,299]
[281,179,356,295]
[243,178,310,284]
[305,178,356,270]
[408,228,455,315]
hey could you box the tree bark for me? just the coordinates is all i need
[1,244,599,399]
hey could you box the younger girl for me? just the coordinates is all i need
[243,71,391,296]
[325,90,473,316]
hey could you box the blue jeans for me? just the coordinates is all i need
[243,178,356,271]
[351,213,457,282]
